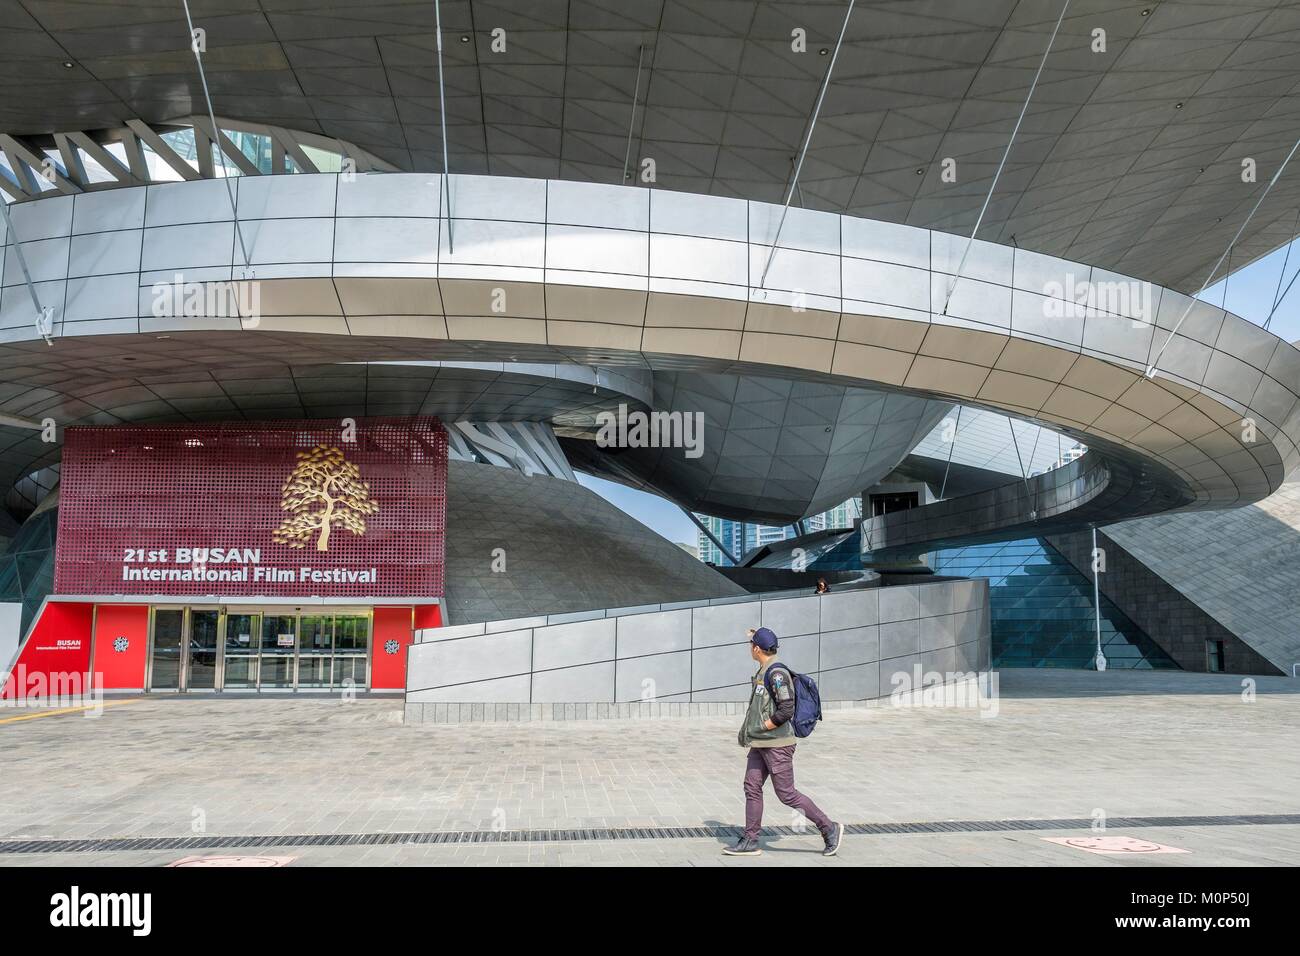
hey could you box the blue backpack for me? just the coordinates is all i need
[763,663,823,738]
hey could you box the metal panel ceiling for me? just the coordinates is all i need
[6,0,1300,291]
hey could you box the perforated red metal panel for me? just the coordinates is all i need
[54,418,447,599]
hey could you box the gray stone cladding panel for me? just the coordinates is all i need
[880,654,925,692]
[775,632,820,677]
[690,683,751,703]
[615,608,692,657]
[817,661,879,700]
[760,595,822,638]
[404,577,991,715]
[691,602,762,648]
[818,588,880,632]
[407,628,532,691]
[820,625,880,671]
[615,651,691,702]
[922,645,958,675]
[879,585,921,623]
[916,582,954,619]
[531,662,616,703]
[531,618,615,671]
[918,613,958,653]
[691,641,756,693]
[407,674,531,704]
[879,618,920,660]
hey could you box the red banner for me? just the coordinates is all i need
[54,418,446,599]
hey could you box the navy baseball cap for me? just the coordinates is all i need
[750,627,779,651]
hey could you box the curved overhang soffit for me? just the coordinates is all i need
[0,359,653,514]
[0,174,1296,532]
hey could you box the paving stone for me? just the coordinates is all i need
[0,670,1297,866]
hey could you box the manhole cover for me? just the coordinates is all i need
[1043,836,1188,855]
[168,855,297,867]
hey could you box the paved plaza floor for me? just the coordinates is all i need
[2,670,1297,866]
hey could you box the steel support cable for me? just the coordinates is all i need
[180,0,252,275]
[622,44,646,184]
[1026,423,1044,476]
[1261,253,1300,332]
[434,0,454,253]
[1149,131,1300,377]
[1007,417,1036,518]
[756,0,856,290]
[1262,209,1300,331]
[1221,244,1233,307]
[942,0,1071,316]
[938,406,964,501]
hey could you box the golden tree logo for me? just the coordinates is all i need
[272,445,378,552]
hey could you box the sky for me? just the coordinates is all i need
[577,472,699,546]
[1206,240,1300,345]
[581,239,1300,546]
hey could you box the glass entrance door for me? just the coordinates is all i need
[188,609,220,689]
[334,615,368,688]
[149,609,184,690]
[297,615,333,688]
[148,606,371,692]
[259,614,297,689]
[223,612,260,689]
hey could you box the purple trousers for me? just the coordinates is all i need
[743,745,832,840]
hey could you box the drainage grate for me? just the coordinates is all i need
[2,813,1298,855]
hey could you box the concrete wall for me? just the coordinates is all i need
[405,578,989,722]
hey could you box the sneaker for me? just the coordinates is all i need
[822,822,843,857]
[722,837,762,856]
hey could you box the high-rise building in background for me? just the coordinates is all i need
[694,498,861,566]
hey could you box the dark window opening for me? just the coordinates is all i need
[870,491,919,517]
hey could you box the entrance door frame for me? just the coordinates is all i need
[145,604,221,692]
[146,604,373,693]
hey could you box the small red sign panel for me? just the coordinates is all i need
[54,419,447,599]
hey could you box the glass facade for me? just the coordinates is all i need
[147,607,371,692]
[700,523,1175,670]
[930,538,1178,670]
[0,507,56,636]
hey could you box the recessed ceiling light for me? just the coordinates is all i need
[819,48,829,55]
[1141,8,1151,16]
[1175,102,1184,109]
[460,35,470,43]
[915,167,924,175]
[62,61,74,69]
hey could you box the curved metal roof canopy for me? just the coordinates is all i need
[0,173,1295,530]
[7,0,1300,291]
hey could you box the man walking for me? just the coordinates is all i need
[724,626,843,857]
